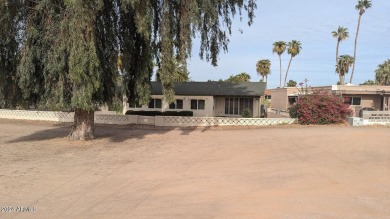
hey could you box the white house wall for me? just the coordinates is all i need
[214,97,261,117]
[253,98,260,117]
[165,95,214,117]
[124,95,262,117]
[124,95,215,117]
[214,97,225,116]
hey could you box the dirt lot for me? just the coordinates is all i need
[0,119,389,218]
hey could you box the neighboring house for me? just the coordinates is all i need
[268,87,300,112]
[124,82,267,117]
[269,85,390,117]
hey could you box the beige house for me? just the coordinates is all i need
[124,82,267,117]
[269,85,390,117]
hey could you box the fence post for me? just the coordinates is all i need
[155,116,163,126]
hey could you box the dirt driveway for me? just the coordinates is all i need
[0,119,389,218]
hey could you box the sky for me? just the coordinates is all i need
[186,0,390,88]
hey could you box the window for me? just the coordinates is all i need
[234,98,239,115]
[169,99,183,109]
[148,99,162,108]
[225,98,253,115]
[176,99,183,109]
[191,99,205,110]
[288,97,297,105]
[344,97,361,106]
[198,100,205,110]
[352,97,361,105]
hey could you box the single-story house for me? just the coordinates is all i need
[269,85,390,117]
[124,81,267,117]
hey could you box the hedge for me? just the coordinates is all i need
[125,110,193,117]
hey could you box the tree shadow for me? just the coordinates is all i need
[6,123,71,143]
[179,126,212,135]
[97,124,174,142]
[5,122,205,144]
[94,124,214,141]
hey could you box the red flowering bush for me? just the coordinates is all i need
[289,91,352,125]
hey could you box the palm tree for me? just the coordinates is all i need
[332,26,349,82]
[156,58,190,82]
[375,59,390,86]
[284,40,302,87]
[337,55,354,85]
[225,72,251,82]
[272,41,286,87]
[256,59,271,82]
[350,0,372,84]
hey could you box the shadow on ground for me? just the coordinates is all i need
[6,123,71,143]
[4,120,210,144]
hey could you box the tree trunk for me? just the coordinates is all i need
[336,40,340,82]
[279,55,282,87]
[68,109,95,140]
[284,56,293,87]
[350,14,362,84]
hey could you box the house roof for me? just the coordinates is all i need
[151,82,266,97]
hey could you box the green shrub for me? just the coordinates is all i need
[289,91,351,125]
[125,110,193,117]
[241,108,253,118]
[175,111,193,116]
[289,105,298,118]
[125,111,161,116]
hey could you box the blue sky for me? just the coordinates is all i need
[186,0,390,88]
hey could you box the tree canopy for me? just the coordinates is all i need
[256,59,271,82]
[225,72,251,82]
[5,0,257,107]
[286,80,297,87]
[337,54,354,85]
[375,59,390,86]
[272,41,286,88]
[360,80,376,85]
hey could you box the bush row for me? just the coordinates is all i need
[125,110,193,117]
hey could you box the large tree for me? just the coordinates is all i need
[256,59,271,82]
[5,0,257,140]
[350,0,372,84]
[375,59,390,86]
[17,1,119,140]
[272,41,286,88]
[332,26,349,83]
[284,40,302,87]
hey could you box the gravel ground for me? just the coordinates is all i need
[0,119,389,218]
